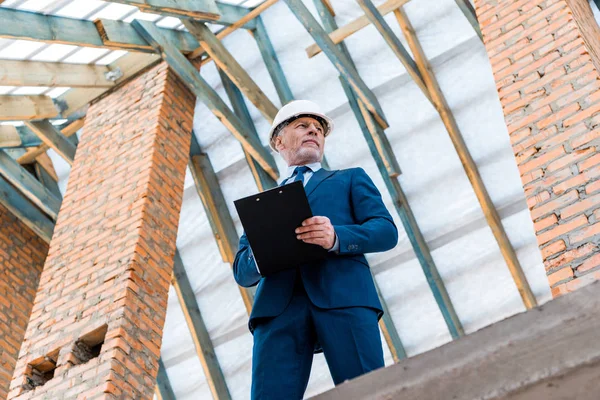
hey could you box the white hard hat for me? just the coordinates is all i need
[268,100,334,151]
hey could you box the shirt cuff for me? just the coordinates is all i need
[249,246,261,274]
[328,232,340,253]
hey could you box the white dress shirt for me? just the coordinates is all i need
[252,162,339,274]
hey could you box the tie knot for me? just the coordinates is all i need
[294,166,311,176]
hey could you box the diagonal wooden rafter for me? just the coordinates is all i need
[188,131,256,313]
[284,0,389,129]
[394,8,537,309]
[455,0,483,41]
[132,19,279,181]
[101,0,221,20]
[313,0,446,358]
[183,19,279,123]
[0,95,58,121]
[155,359,176,400]
[18,119,84,165]
[0,174,54,243]
[251,15,295,105]
[25,120,77,166]
[0,150,61,220]
[0,60,116,88]
[218,68,278,192]
[172,251,233,399]
[356,0,432,102]
[306,0,412,59]
[187,0,279,61]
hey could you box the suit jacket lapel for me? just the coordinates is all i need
[305,168,336,197]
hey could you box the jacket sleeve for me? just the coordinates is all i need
[233,232,262,287]
[334,168,398,255]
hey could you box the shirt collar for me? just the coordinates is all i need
[286,162,322,179]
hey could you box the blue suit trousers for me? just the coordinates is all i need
[251,276,384,400]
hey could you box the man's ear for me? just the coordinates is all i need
[274,135,284,152]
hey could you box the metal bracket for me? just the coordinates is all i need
[104,67,123,82]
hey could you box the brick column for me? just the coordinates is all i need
[8,62,195,399]
[474,0,600,297]
[0,204,48,399]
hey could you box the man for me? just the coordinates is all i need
[233,100,398,399]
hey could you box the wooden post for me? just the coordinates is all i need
[172,251,232,399]
[313,0,464,342]
[395,8,537,309]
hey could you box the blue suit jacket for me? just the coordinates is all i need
[233,167,398,332]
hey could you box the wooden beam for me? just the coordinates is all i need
[313,0,400,177]
[455,0,483,41]
[25,120,77,165]
[213,2,257,29]
[94,19,200,53]
[0,174,54,243]
[342,77,464,339]
[0,126,22,148]
[188,136,240,265]
[34,162,62,200]
[0,126,43,148]
[0,60,115,88]
[356,0,431,102]
[314,0,463,341]
[395,8,537,309]
[183,20,278,123]
[188,132,256,313]
[0,150,61,220]
[0,95,58,121]
[0,9,199,53]
[218,68,278,192]
[102,0,220,20]
[306,0,412,58]
[187,0,277,60]
[132,19,279,181]
[285,0,389,129]
[171,251,233,399]
[322,0,336,17]
[18,119,84,165]
[155,358,176,400]
[34,153,59,182]
[252,16,295,105]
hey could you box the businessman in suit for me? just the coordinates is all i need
[233,100,398,399]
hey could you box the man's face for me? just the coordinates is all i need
[275,116,326,166]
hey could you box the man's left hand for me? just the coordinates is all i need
[296,216,335,250]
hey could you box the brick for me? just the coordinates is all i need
[534,214,558,232]
[578,153,600,172]
[554,165,600,195]
[547,267,574,286]
[576,252,600,273]
[569,221,600,244]
[544,243,595,271]
[546,147,595,173]
[536,214,587,245]
[519,145,565,175]
[586,179,600,195]
[542,239,567,259]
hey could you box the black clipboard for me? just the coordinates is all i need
[234,181,328,276]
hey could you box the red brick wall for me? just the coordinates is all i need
[0,204,48,400]
[8,62,195,399]
[474,0,600,296]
